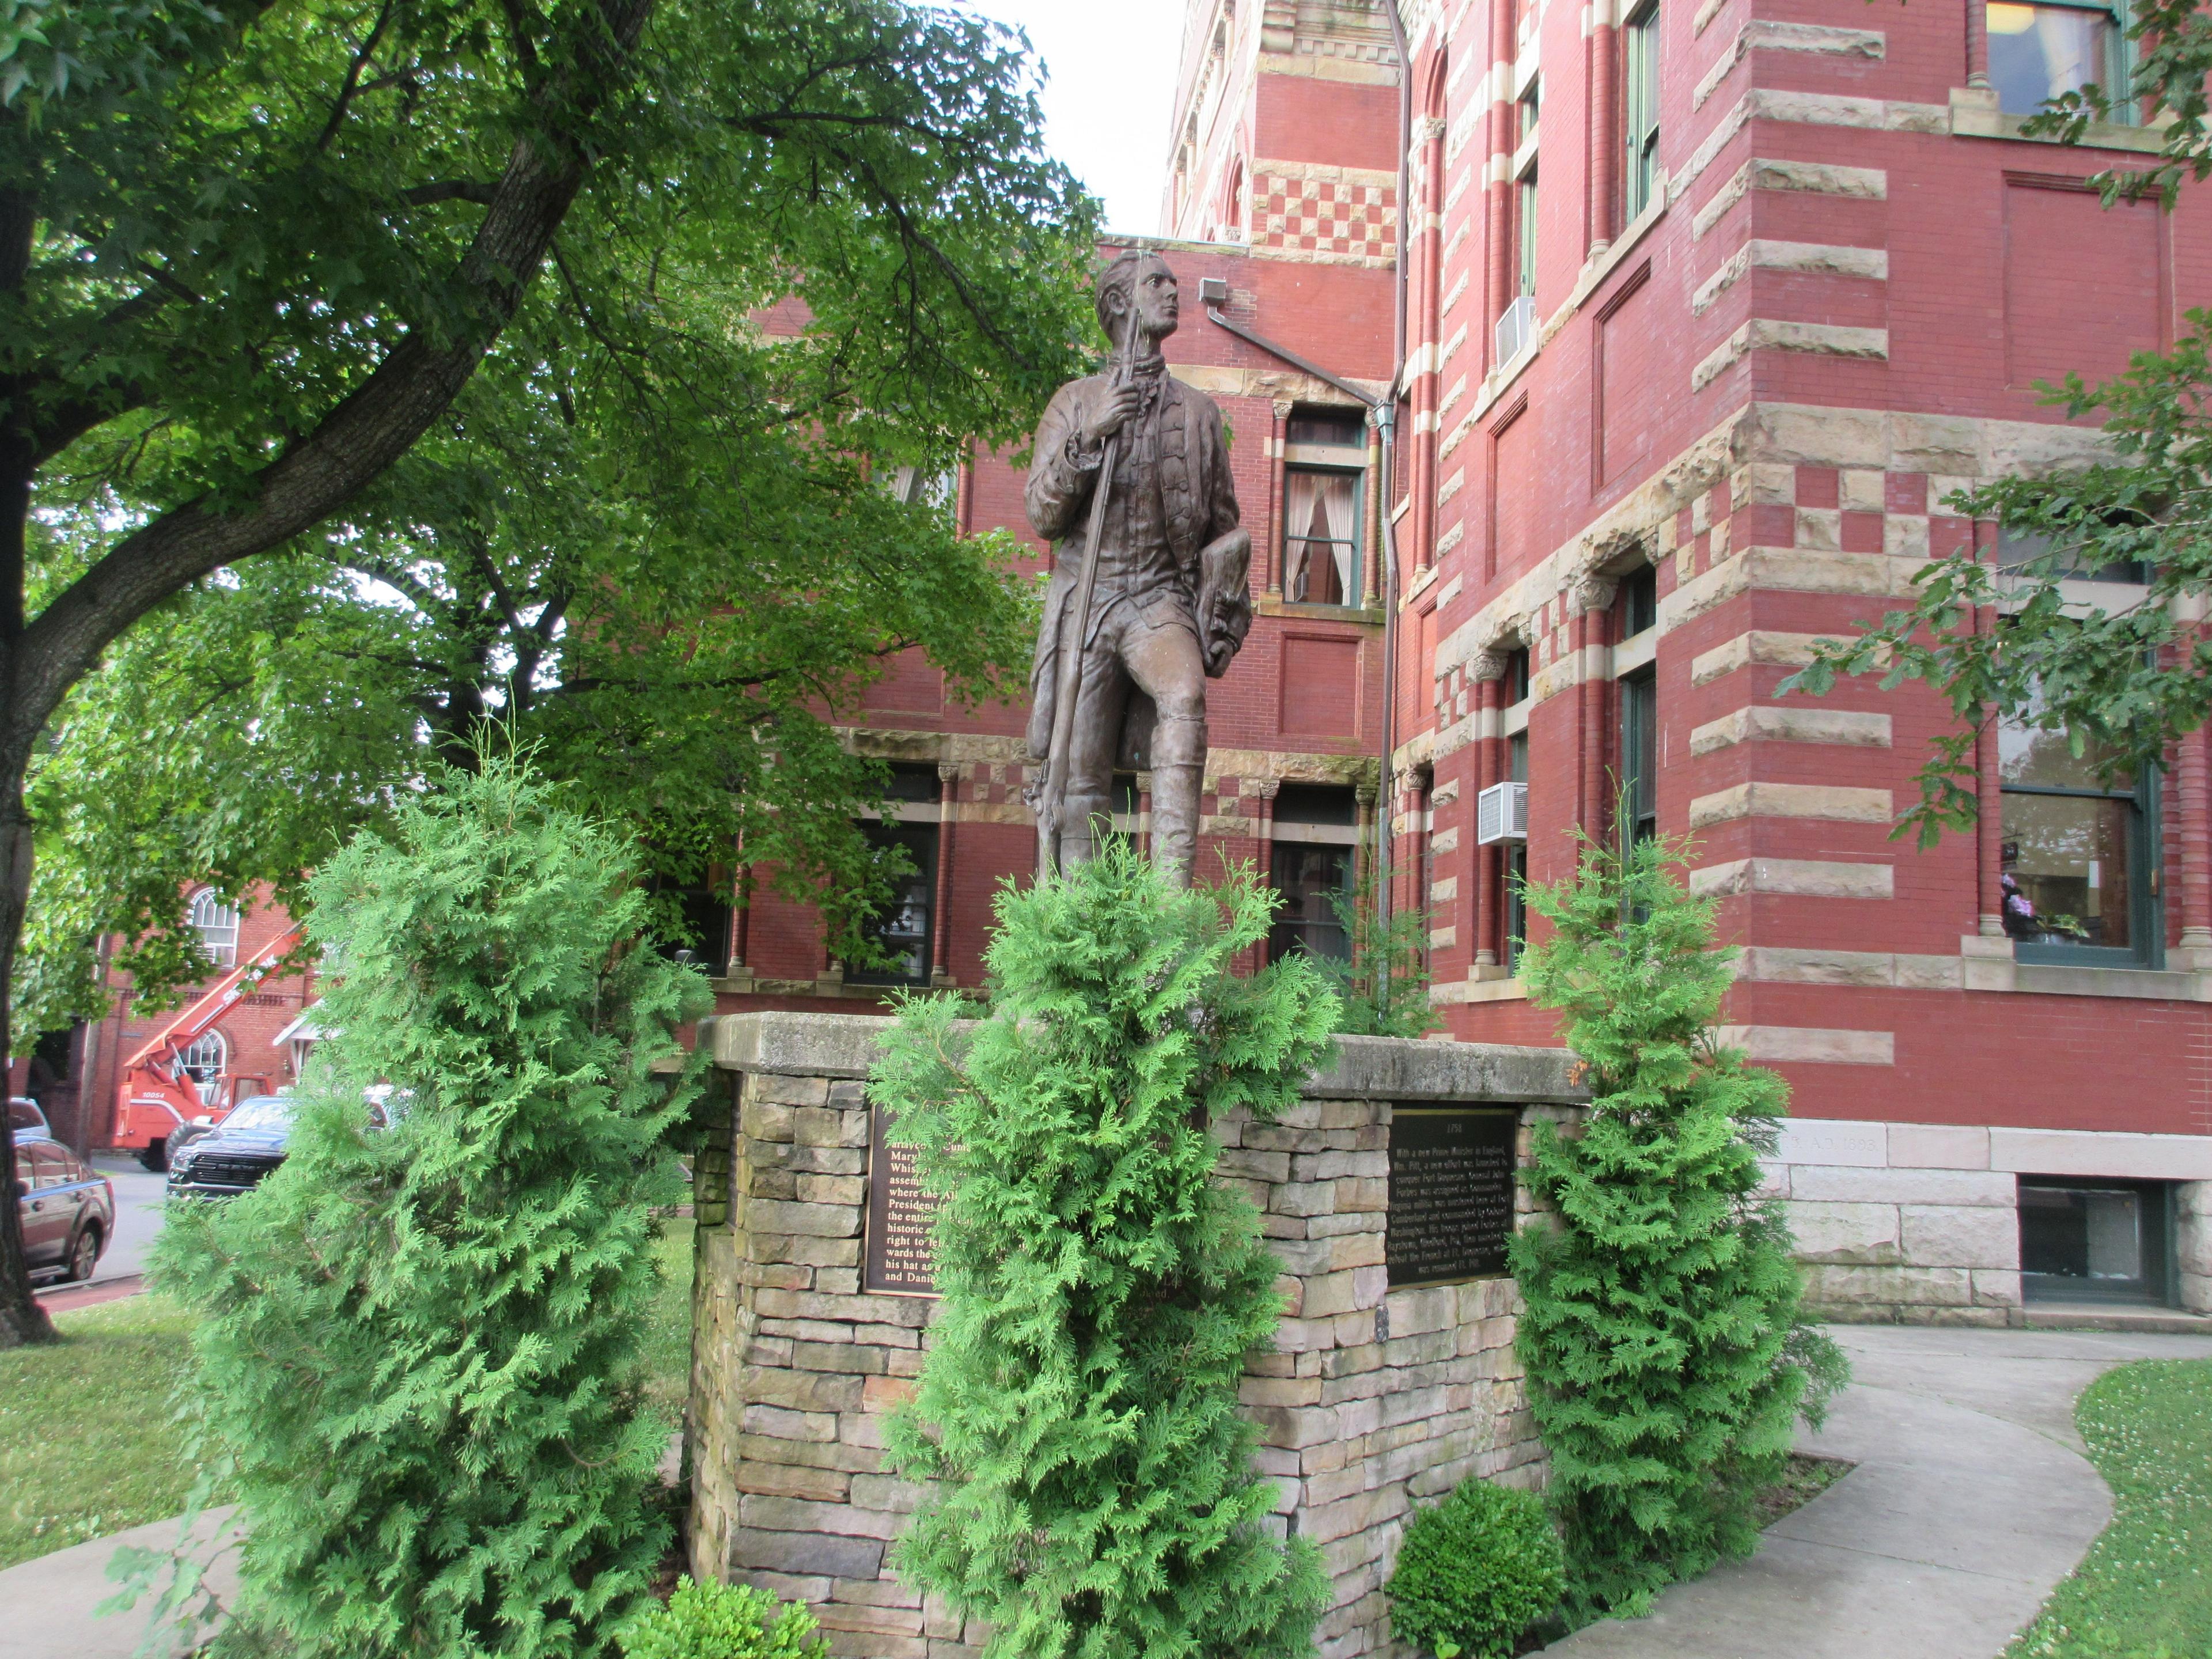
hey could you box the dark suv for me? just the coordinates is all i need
[165,1094,298,1198]
[13,1137,115,1283]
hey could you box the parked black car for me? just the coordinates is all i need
[165,1094,298,1199]
[13,1136,115,1283]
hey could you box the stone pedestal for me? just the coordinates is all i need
[686,1012,1585,1659]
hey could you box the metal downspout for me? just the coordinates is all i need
[1377,0,1413,959]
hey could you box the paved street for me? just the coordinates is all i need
[1548,1324,2212,1659]
[85,1156,165,1286]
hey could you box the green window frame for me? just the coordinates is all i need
[1619,666,1658,854]
[1516,165,1539,298]
[1503,730,1529,974]
[1622,0,1661,222]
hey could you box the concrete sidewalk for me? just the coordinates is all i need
[1548,1324,2212,1658]
[0,1508,241,1659]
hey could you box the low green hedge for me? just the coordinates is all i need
[1387,1477,1565,1659]
[619,1577,828,1659]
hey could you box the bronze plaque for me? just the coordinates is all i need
[1387,1107,1520,1286]
[863,1105,940,1297]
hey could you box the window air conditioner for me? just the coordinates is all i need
[1476,781,1529,845]
[1493,294,1536,368]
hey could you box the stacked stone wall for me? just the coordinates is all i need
[687,1013,1585,1659]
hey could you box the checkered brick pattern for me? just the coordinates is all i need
[1256,174,1396,260]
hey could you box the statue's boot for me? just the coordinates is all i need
[1150,759,1203,888]
[1057,789,1109,871]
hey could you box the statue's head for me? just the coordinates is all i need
[1095,250,1179,350]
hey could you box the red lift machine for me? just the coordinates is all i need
[111,926,302,1169]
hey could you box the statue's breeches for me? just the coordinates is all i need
[1057,603,1207,880]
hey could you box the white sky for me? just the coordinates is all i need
[956,1,1188,237]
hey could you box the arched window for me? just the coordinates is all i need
[178,1030,227,1105]
[188,888,240,967]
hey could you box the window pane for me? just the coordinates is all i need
[1516,171,1539,297]
[1275,783,1358,827]
[1286,410,1365,447]
[1504,843,1529,974]
[1997,715,2132,791]
[2001,791,2135,949]
[1998,527,2147,585]
[1620,670,1657,849]
[1268,843,1352,964]
[1285,468,1359,605]
[850,824,935,985]
[1988,2,2113,116]
[1623,2,1661,219]
[2020,1184,2146,1283]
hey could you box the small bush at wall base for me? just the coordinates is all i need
[1387,1478,1565,1659]
[618,1578,828,1659]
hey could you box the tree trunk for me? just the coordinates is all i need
[0,736,56,1344]
[0,220,55,1338]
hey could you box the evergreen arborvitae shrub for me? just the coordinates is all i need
[153,751,711,1658]
[875,842,1337,1659]
[1385,1477,1564,1659]
[617,1577,828,1659]
[1509,829,1846,1621]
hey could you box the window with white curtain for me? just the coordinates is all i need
[1987,1,2131,120]
[187,888,240,967]
[1284,466,1361,605]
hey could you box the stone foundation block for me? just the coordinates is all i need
[1900,1203,2019,1271]
[1786,1199,1902,1263]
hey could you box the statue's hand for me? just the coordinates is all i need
[1080,381,1145,450]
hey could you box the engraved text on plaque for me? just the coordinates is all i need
[1386,1107,1520,1286]
[864,1105,940,1296]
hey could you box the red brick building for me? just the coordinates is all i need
[735,0,2211,1322]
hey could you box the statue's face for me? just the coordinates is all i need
[1112,257,1179,344]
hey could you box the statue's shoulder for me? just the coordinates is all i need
[1052,370,1114,403]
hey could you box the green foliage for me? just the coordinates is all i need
[149,745,712,1658]
[1781,310,2212,851]
[873,841,1338,1659]
[1321,862,1440,1039]
[618,1577,828,1659]
[1385,1478,1565,1659]
[6,0,1099,1031]
[1509,829,1846,1622]
[2006,1359,2212,1659]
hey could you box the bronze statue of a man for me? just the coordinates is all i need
[1024,251,1252,884]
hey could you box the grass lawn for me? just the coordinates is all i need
[0,1294,206,1571]
[2007,1357,2212,1659]
[0,1216,700,1575]
[643,1215,696,1425]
